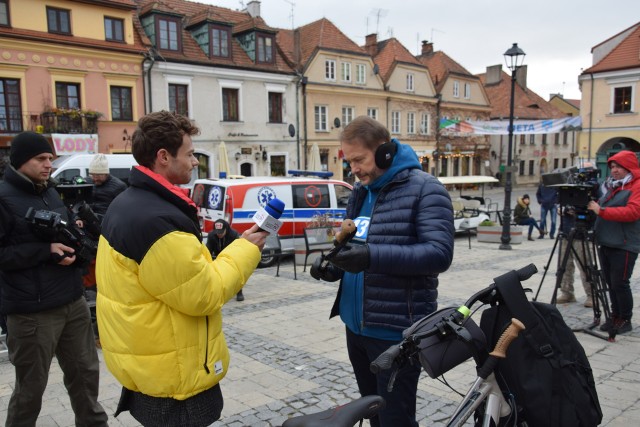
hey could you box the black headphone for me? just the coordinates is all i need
[374,139,398,169]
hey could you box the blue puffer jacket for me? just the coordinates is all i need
[330,152,455,332]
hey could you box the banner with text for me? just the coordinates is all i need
[439,116,582,136]
[52,134,99,155]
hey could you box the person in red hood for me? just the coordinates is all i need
[588,150,640,334]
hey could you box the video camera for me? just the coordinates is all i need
[25,204,99,266]
[542,166,601,229]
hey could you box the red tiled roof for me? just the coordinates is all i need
[583,23,640,74]
[135,0,294,74]
[72,0,137,8]
[370,38,424,82]
[416,50,475,92]
[567,98,581,109]
[280,18,366,66]
[478,70,567,120]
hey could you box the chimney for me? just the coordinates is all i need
[421,40,433,56]
[246,0,260,18]
[365,33,378,56]
[485,64,502,85]
[515,65,527,89]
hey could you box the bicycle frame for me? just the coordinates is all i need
[447,372,510,427]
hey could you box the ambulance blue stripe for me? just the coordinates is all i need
[232,209,345,220]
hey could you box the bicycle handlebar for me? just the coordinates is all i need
[370,264,537,376]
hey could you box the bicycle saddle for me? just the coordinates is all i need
[282,395,385,427]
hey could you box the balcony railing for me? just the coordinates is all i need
[0,111,101,135]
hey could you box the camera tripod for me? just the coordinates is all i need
[533,211,615,341]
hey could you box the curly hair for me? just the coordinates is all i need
[131,111,200,168]
[340,115,390,151]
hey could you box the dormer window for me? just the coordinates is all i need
[211,25,230,58]
[256,34,273,63]
[157,16,181,51]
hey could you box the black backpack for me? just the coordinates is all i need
[480,270,603,427]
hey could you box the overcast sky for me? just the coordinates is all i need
[198,0,639,101]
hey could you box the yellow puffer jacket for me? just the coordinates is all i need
[96,166,262,400]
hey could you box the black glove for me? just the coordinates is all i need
[310,257,342,282]
[328,244,370,273]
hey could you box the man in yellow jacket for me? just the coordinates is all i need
[96,111,267,426]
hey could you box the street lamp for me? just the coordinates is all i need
[500,43,526,250]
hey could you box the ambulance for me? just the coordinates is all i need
[190,175,353,261]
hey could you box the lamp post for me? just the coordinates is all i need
[500,43,526,250]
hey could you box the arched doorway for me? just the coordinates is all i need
[240,161,255,177]
[595,137,640,179]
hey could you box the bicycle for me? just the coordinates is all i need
[282,264,537,427]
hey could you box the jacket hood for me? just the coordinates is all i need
[608,150,640,176]
[368,139,421,192]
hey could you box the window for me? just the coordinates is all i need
[407,112,415,134]
[554,133,560,145]
[55,82,80,109]
[105,17,124,42]
[157,17,180,51]
[257,34,273,63]
[528,160,535,176]
[553,158,559,170]
[464,83,471,99]
[0,0,9,27]
[342,106,354,127]
[406,73,414,92]
[391,111,401,134]
[211,26,230,57]
[110,86,132,121]
[341,62,351,83]
[420,113,430,134]
[325,60,336,81]
[314,105,327,131]
[562,158,568,168]
[519,135,525,145]
[519,160,525,176]
[541,134,547,145]
[613,86,632,113]
[0,78,23,132]
[169,84,188,117]
[367,107,378,121]
[529,135,535,145]
[47,7,71,35]
[453,80,460,98]
[268,92,282,123]
[563,132,568,145]
[222,88,239,121]
[293,184,330,209]
[356,64,366,84]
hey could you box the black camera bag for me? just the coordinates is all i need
[480,270,602,427]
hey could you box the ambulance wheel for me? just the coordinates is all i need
[258,249,277,268]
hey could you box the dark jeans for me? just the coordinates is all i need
[540,204,557,237]
[6,297,107,427]
[346,327,421,427]
[517,218,541,237]
[599,246,637,320]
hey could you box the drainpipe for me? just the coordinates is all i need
[301,77,308,170]
[143,49,156,112]
[587,73,594,162]
[295,74,302,169]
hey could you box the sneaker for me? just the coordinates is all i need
[528,236,535,241]
[600,316,617,332]
[615,319,632,334]
[549,234,555,239]
[556,293,576,304]
[584,297,593,308]
[236,291,245,302]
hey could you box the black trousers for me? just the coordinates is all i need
[599,245,637,320]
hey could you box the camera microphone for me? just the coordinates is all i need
[252,198,285,234]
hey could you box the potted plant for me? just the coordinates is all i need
[477,219,523,244]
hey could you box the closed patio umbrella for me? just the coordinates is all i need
[218,141,229,178]
[308,142,322,172]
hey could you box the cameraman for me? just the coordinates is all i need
[87,153,126,217]
[588,150,640,334]
[0,132,107,425]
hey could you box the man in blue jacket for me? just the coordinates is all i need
[536,181,558,239]
[311,116,455,427]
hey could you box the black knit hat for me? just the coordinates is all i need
[10,131,54,169]
[522,194,530,200]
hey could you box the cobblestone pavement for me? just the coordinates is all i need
[1,185,638,426]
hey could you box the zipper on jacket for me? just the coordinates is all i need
[203,317,210,374]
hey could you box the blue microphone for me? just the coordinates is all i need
[252,198,285,233]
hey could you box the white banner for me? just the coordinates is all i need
[439,116,582,136]
[52,134,99,155]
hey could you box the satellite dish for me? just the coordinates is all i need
[373,64,379,75]
[288,124,296,137]
[334,118,341,128]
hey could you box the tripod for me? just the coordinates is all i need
[534,207,615,341]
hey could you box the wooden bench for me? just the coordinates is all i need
[303,226,336,272]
